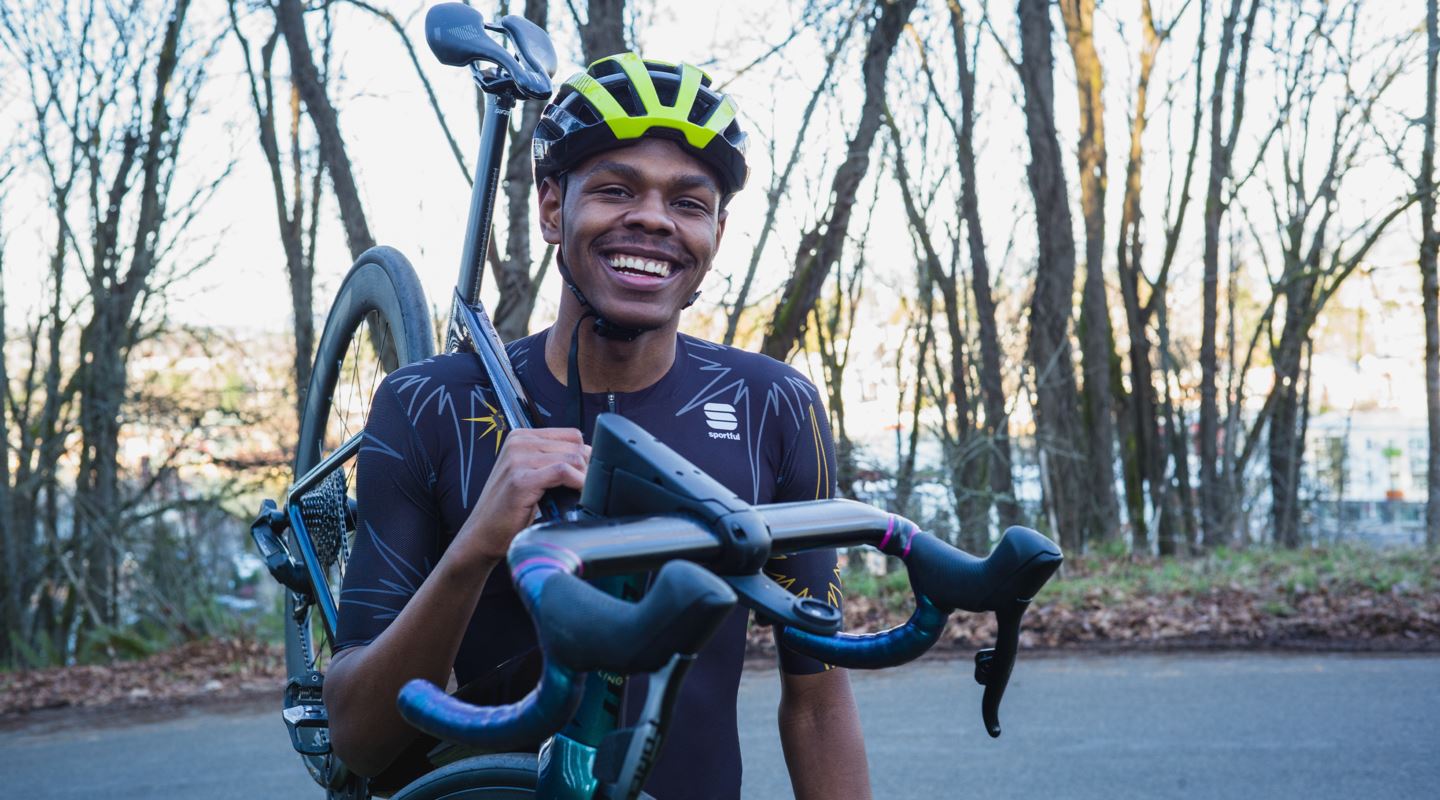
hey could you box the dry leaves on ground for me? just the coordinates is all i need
[0,638,283,716]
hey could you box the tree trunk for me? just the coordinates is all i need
[493,0,550,340]
[578,0,627,62]
[1422,0,1440,548]
[1269,321,1310,548]
[275,0,373,260]
[1059,0,1120,544]
[760,0,919,362]
[1017,0,1089,551]
[0,210,14,660]
[949,0,1019,526]
[1199,0,1259,547]
[1113,0,1166,553]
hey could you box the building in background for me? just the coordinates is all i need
[1304,349,1428,547]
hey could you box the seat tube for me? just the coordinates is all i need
[456,90,516,307]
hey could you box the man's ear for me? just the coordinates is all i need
[537,176,563,245]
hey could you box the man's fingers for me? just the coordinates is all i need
[498,442,589,474]
[507,427,584,445]
[515,461,586,495]
[497,430,589,460]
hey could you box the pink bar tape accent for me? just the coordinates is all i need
[879,516,897,551]
[525,542,583,576]
[512,556,570,578]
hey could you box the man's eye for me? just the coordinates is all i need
[675,198,709,212]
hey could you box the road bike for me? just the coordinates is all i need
[247,5,1063,798]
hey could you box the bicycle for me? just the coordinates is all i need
[247,5,1063,799]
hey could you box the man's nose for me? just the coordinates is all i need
[622,190,675,235]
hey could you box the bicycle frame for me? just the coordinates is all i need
[266,17,661,797]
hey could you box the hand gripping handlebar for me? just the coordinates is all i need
[396,555,735,749]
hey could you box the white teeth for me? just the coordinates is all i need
[610,254,671,278]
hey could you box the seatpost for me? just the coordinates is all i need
[456,88,516,308]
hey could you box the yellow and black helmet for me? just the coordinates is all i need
[532,53,749,196]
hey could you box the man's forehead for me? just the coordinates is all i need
[573,140,722,194]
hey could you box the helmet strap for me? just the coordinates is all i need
[564,309,594,435]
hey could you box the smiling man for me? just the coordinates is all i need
[323,54,870,799]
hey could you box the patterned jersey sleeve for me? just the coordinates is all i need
[333,377,443,652]
[765,376,843,675]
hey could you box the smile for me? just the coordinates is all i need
[605,253,674,280]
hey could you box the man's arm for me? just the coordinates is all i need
[778,668,872,800]
[325,426,589,777]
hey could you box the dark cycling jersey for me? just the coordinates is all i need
[335,329,842,800]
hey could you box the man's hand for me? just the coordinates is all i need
[326,426,587,777]
[454,427,590,565]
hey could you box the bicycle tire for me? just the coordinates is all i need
[388,754,538,799]
[286,246,435,792]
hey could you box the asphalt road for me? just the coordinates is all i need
[2,653,1436,799]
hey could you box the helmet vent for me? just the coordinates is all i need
[590,59,624,79]
[571,100,601,127]
[654,76,680,107]
[688,93,717,125]
[610,83,643,117]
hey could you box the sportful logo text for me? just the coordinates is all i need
[703,402,741,440]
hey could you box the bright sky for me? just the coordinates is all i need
[0,0,1432,427]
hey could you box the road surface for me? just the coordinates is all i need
[2,653,1436,799]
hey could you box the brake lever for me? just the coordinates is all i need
[973,602,1026,738]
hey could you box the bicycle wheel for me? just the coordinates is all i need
[286,246,435,791]
[389,754,538,799]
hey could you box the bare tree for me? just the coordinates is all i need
[228,0,327,429]
[943,0,1019,527]
[1016,0,1090,551]
[1422,0,1440,548]
[0,0,227,657]
[1244,1,1414,546]
[809,151,886,499]
[0,172,15,660]
[892,289,933,524]
[274,0,374,260]
[886,110,987,547]
[1058,0,1120,543]
[1113,0,1191,553]
[760,0,919,362]
[1198,0,1260,546]
[723,1,864,347]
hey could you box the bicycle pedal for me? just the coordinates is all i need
[284,671,332,756]
[284,703,332,756]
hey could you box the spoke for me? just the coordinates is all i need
[369,320,392,405]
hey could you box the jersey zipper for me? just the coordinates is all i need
[607,391,616,414]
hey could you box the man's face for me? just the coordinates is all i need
[538,137,728,332]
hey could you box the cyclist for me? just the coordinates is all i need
[324,54,870,800]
